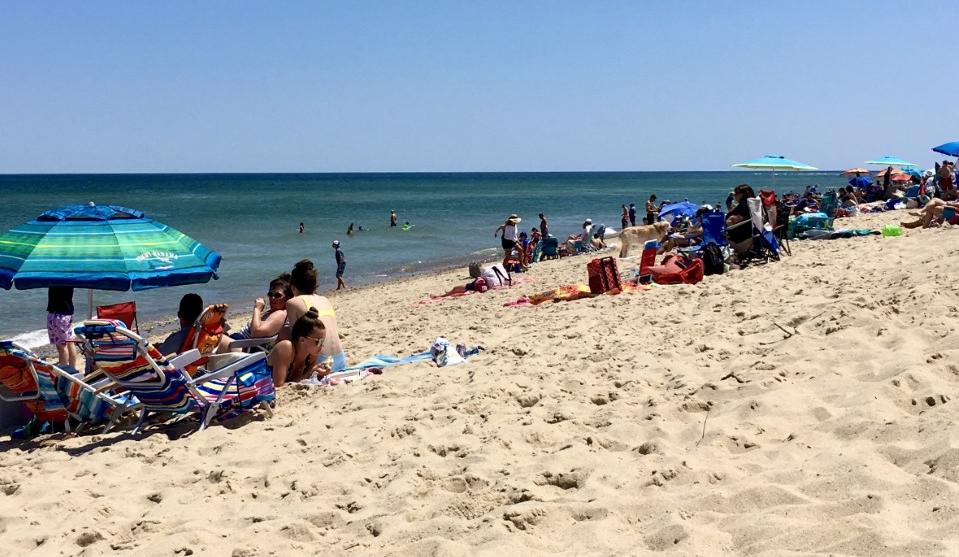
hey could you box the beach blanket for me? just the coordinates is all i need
[307,341,483,386]
[798,228,880,240]
[505,282,652,307]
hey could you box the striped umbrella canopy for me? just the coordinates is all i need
[732,155,818,171]
[865,155,917,168]
[0,203,221,291]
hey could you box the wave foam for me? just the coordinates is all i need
[8,329,49,349]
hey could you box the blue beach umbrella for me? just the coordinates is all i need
[864,155,917,168]
[658,201,699,222]
[0,203,221,292]
[932,142,959,157]
[848,176,872,188]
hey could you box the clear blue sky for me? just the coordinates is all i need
[1,1,955,173]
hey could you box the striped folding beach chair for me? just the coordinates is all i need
[0,340,135,433]
[76,320,274,434]
[177,304,229,374]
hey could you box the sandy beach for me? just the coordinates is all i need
[2,210,958,556]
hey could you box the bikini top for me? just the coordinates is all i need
[289,295,336,318]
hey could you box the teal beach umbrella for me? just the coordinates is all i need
[732,155,818,171]
[0,203,221,292]
[864,155,917,168]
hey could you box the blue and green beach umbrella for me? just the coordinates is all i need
[0,203,221,291]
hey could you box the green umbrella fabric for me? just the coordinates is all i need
[0,203,221,291]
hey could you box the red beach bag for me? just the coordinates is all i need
[587,257,622,294]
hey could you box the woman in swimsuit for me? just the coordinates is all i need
[268,307,329,387]
[281,259,346,371]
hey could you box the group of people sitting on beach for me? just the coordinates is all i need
[157,259,345,389]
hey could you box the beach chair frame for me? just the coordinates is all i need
[76,320,273,435]
[0,341,137,433]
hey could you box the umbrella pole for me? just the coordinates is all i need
[87,289,93,319]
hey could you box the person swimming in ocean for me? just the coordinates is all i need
[347,222,354,236]
[402,221,414,231]
[298,222,305,234]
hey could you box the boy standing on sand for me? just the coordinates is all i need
[46,287,77,369]
[333,240,347,290]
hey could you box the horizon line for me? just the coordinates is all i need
[0,169,847,177]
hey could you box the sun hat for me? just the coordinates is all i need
[506,214,521,224]
[585,218,592,224]
[332,240,340,247]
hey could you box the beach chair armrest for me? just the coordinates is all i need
[192,352,267,385]
[203,352,250,371]
[168,349,201,369]
[228,336,276,351]
[726,219,749,231]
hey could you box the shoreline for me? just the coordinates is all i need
[17,246,507,356]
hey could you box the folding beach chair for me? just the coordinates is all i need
[745,197,781,264]
[96,301,138,332]
[638,240,659,284]
[678,211,727,255]
[0,340,136,433]
[182,304,229,355]
[173,304,230,374]
[228,335,278,354]
[76,320,274,434]
[728,198,780,266]
[819,190,839,229]
[540,236,560,260]
[759,190,791,256]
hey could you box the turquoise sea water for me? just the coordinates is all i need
[0,172,844,344]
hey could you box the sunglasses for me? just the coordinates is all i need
[267,292,285,299]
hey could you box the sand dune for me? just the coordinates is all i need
[2,211,959,556]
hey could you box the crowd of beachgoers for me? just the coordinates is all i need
[3,159,958,440]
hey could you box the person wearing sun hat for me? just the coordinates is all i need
[332,240,346,290]
[494,214,522,267]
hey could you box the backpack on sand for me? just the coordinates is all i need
[702,243,725,276]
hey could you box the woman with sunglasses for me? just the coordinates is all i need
[268,307,329,387]
[230,274,292,340]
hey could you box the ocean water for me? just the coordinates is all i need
[0,172,842,344]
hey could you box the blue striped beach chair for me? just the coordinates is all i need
[75,320,275,434]
[0,340,135,433]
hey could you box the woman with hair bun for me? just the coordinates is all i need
[268,307,328,387]
[281,259,346,371]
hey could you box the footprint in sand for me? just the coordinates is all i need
[644,523,688,551]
